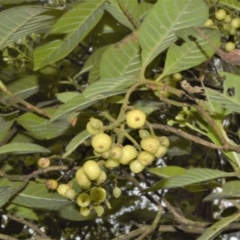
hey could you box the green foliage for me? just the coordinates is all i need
[1,0,240,239]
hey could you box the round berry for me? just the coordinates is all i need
[90,187,107,204]
[215,9,227,21]
[172,72,182,81]
[83,160,101,181]
[225,42,235,52]
[139,130,150,139]
[86,122,101,135]
[130,160,145,173]
[57,184,70,196]
[159,136,170,147]
[224,15,232,23]
[77,193,91,207]
[231,18,239,28]
[93,205,104,217]
[104,158,120,168]
[46,179,58,190]
[80,207,90,217]
[154,145,167,158]
[126,109,146,129]
[95,170,107,185]
[110,146,123,160]
[38,157,50,168]
[91,133,112,153]
[140,137,160,155]
[39,63,58,76]
[65,188,76,199]
[113,186,121,198]
[89,117,103,129]
[137,151,154,166]
[75,168,91,189]
[204,19,214,27]
[119,145,138,165]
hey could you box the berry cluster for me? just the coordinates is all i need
[45,109,169,217]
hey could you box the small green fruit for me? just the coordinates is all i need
[83,160,101,181]
[126,109,146,129]
[91,133,112,153]
[77,193,91,207]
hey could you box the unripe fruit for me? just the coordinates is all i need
[231,18,239,28]
[65,188,76,199]
[75,168,91,189]
[204,19,214,27]
[172,72,182,81]
[119,145,138,165]
[130,160,145,173]
[83,160,101,180]
[104,158,120,168]
[90,187,107,204]
[215,9,227,21]
[139,130,150,139]
[57,184,70,196]
[77,193,91,207]
[93,205,104,217]
[89,118,103,129]
[110,146,123,160]
[86,122,101,135]
[38,157,50,168]
[225,42,235,52]
[126,109,146,129]
[224,15,232,23]
[113,186,121,198]
[46,179,58,190]
[95,170,107,185]
[80,207,90,217]
[101,150,111,159]
[137,151,154,166]
[91,133,112,153]
[39,63,58,76]
[159,136,170,147]
[154,145,167,158]
[141,137,160,155]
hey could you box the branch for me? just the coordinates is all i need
[0,234,18,240]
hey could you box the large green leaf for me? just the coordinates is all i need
[79,45,110,75]
[0,6,57,50]
[0,114,16,143]
[118,0,139,24]
[162,28,221,76]
[63,130,90,158]
[138,2,153,20]
[56,92,82,103]
[148,166,186,178]
[51,76,137,121]
[34,1,105,70]
[139,0,208,76]
[105,0,134,30]
[219,0,240,10]
[0,142,50,155]
[0,186,15,208]
[0,76,40,105]
[6,204,39,221]
[197,212,240,240]
[205,72,240,115]
[100,36,141,78]
[145,168,234,191]
[17,113,71,140]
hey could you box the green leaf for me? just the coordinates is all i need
[0,6,57,50]
[105,0,134,30]
[6,204,39,220]
[148,166,186,178]
[139,0,208,76]
[56,92,82,103]
[131,100,166,115]
[118,0,139,24]
[88,61,101,84]
[162,28,221,76]
[0,142,50,155]
[0,186,15,208]
[58,203,95,221]
[145,168,234,191]
[17,113,71,140]
[138,2,153,20]
[51,76,137,121]
[0,114,16,143]
[100,36,141,78]
[0,0,38,4]
[0,76,40,104]
[197,212,240,240]
[34,1,105,70]
[63,130,90,158]
[205,71,240,115]
[219,0,240,10]
[204,181,240,201]
[79,45,110,75]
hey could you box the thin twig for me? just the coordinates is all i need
[0,234,18,240]
[7,213,48,238]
